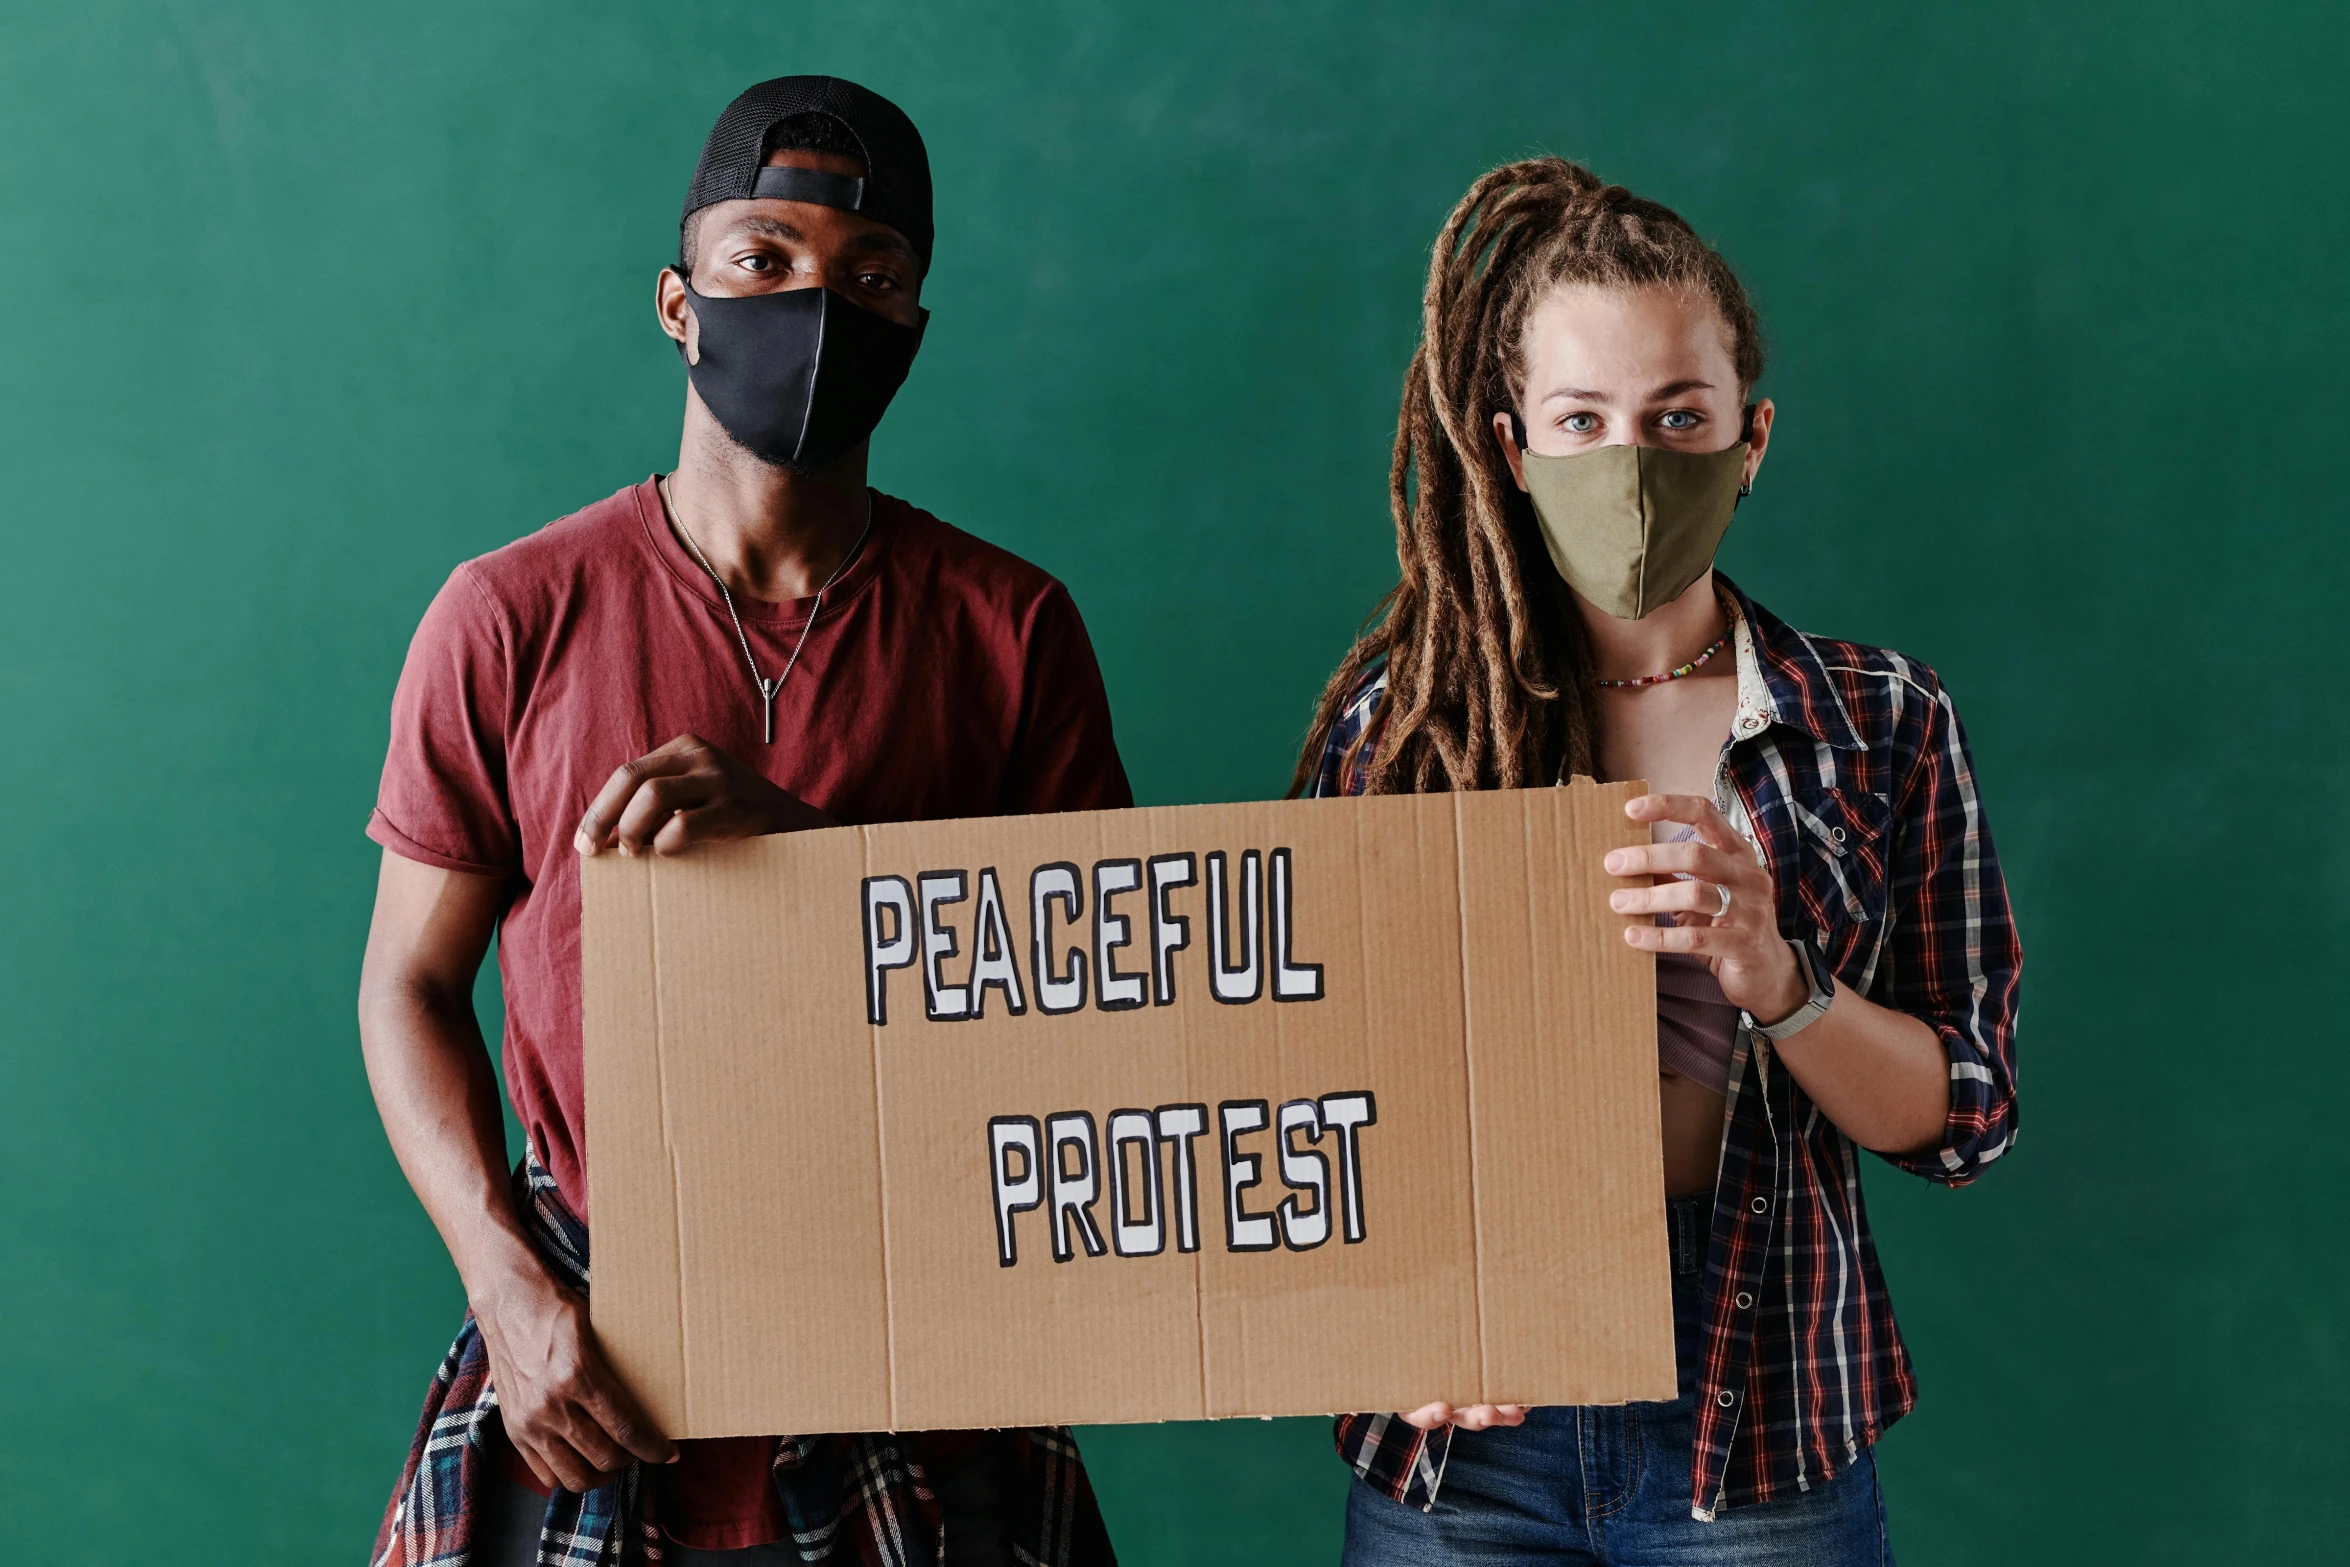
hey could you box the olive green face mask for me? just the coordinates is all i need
[1517,432,1751,621]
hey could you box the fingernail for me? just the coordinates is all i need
[1604,851,1627,872]
[574,831,592,855]
[1609,891,1632,911]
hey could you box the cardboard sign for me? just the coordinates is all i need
[582,779,1674,1437]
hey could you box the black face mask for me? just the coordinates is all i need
[678,279,928,469]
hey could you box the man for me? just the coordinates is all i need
[361,76,1126,1566]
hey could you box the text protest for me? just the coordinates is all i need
[988,1092,1376,1266]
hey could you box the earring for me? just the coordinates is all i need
[1738,481,1753,497]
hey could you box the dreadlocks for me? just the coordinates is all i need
[1288,157,1765,796]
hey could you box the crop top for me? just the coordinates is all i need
[1653,820,1741,1096]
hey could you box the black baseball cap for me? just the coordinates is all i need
[681,75,934,274]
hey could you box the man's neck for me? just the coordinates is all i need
[1576,571,1727,681]
[663,405,873,603]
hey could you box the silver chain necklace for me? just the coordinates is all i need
[659,476,873,745]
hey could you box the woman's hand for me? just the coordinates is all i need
[574,733,834,856]
[1398,1401,1528,1434]
[1606,793,1808,1026]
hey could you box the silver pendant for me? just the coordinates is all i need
[759,677,781,745]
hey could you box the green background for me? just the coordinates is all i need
[1,2,2340,1561]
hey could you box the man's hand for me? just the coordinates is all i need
[1605,792,1809,1026]
[1398,1401,1528,1434]
[472,1261,678,1492]
[574,733,833,856]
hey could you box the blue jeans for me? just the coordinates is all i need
[1342,1197,1892,1566]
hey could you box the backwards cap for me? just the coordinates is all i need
[682,75,934,273]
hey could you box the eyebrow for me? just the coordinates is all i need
[724,213,916,262]
[724,215,808,245]
[1539,378,1716,404]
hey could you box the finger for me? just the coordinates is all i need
[1604,840,1747,886]
[1611,879,1729,919]
[1492,1404,1529,1425]
[652,802,736,856]
[1623,792,1715,824]
[508,1432,558,1493]
[1452,1404,1504,1431]
[552,1402,638,1476]
[530,1430,612,1495]
[579,1370,679,1466]
[1625,792,1745,854]
[575,740,697,854]
[1624,921,1723,955]
[1401,1402,1454,1432]
[612,774,714,855]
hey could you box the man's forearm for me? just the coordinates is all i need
[359,980,546,1297]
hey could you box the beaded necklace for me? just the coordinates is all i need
[1592,597,1735,689]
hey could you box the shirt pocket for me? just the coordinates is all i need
[1787,787,1891,936]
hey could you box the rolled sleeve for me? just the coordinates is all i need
[1872,677,2022,1186]
[1332,1412,1448,1510]
[367,562,522,879]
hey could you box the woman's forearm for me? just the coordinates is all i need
[1765,983,1950,1155]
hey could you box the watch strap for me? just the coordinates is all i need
[1753,940,1835,1042]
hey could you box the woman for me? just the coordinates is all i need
[1295,158,2021,1562]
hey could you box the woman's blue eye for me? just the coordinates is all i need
[1564,413,1598,433]
[1660,410,1698,430]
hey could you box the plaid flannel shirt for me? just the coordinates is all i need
[1316,575,2022,1521]
[372,1151,1115,1566]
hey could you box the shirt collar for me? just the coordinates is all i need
[1715,572,1868,753]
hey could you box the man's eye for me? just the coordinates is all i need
[857,272,898,293]
[740,254,773,272]
[1659,409,1700,430]
[1563,413,1599,433]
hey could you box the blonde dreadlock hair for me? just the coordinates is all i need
[1288,157,1765,796]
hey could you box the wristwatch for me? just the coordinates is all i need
[1752,940,1836,1042]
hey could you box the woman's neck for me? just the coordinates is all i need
[664,401,872,603]
[1576,571,1727,682]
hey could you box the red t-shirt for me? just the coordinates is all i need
[369,476,1131,1546]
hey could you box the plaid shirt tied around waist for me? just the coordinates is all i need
[372,1153,1114,1566]
[1316,576,2022,1521]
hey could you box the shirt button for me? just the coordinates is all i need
[1830,826,1846,844]
[1715,1390,1737,1407]
[1735,1291,1754,1309]
[1749,1196,1770,1214]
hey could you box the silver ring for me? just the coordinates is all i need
[1713,883,1733,919]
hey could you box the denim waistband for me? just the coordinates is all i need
[1666,1194,1709,1278]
